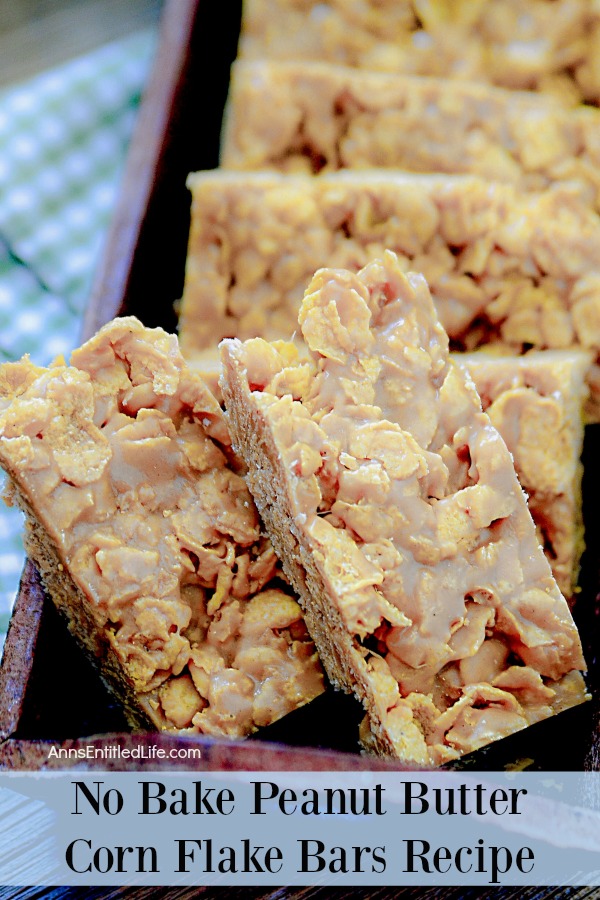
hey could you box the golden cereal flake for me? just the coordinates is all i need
[0,316,324,738]
[220,253,588,766]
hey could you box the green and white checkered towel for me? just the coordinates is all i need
[0,29,157,645]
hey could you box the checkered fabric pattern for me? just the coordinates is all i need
[0,29,157,646]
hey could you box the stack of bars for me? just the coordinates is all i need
[175,0,598,761]
[0,1,595,767]
[179,0,600,611]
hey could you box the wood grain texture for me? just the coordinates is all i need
[0,886,599,899]
[0,562,45,742]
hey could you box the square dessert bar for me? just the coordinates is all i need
[239,0,600,104]
[0,317,324,738]
[457,351,590,601]
[220,253,588,766]
[221,60,600,211]
[179,171,600,420]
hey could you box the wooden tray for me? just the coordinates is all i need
[0,0,599,779]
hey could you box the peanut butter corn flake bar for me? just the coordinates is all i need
[220,254,588,766]
[0,317,324,738]
[240,0,600,105]
[221,61,600,211]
